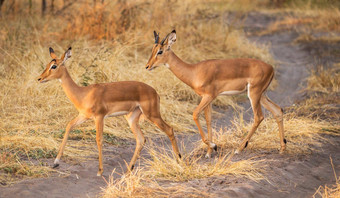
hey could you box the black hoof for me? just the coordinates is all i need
[284,139,287,144]
[213,145,218,151]
[244,141,248,148]
[53,164,59,168]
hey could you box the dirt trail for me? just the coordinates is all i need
[1,12,339,198]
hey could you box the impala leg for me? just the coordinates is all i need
[235,88,263,154]
[95,116,104,176]
[261,95,285,153]
[204,103,213,158]
[149,115,181,159]
[54,114,87,168]
[125,108,144,172]
[193,96,217,151]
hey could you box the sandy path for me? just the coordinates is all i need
[1,12,339,198]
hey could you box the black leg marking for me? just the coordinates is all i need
[178,153,182,159]
[244,141,248,148]
[284,139,287,144]
[130,165,134,171]
[213,144,218,151]
[53,164,59,168]
[281,108,284,113]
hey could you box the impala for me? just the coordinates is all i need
[146,30,286,158]
[38,47,181,176]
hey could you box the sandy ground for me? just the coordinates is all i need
[1,12,339,198]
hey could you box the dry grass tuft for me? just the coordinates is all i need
[101,144,266,197]
[313,157,340,198]
[144,143,266,182]
[101,168,212,198]
[314,182,340,198]
[294,64,340,121]
[197,112,339,154]
[307,64,340,94]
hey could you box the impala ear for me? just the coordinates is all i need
[163,30,176,50]
[49,47,57,59]
[61,47,72,64]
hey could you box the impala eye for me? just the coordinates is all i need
[157,50,163,55]
[51,65,57,69]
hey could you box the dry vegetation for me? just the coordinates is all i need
[0,0,274,184]
[314,157,340,198]
[294,63,340,121]
[101,167,214,198]
[196,111,339,155]
[101,145,266,198]
[1,0,339,197]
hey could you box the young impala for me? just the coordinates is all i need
[38,47,181,176]
[146,30,286,158]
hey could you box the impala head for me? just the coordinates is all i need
[37,47,72,83]
[145,30,176,71]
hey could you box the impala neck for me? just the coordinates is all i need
[167,51,195,88]
[60,67,84,105]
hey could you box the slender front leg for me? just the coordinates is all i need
[204,103,213,158]
[95,115,104,176]
[54,114,88,168]
[193,96,217,151]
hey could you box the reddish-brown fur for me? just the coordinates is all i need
[146,30,285,157]
[38,47,181,176]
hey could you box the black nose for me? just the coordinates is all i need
[38,78,41,81]
[146,65,149,69]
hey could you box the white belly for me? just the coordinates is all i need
[219,90,246,96]
[105,111,129,118]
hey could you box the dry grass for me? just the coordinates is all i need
[0,151,51,185]
[196,111,339,154]
[313,157,340,198]
[101,168,213,198]
[258,9,340,35]
[0,0,275,182]
[307,64,340,94]
[314,182,340,198]
[144,143,265,182]
[293,64,340,121]
[101,144,266,197]
[251,1,340,35]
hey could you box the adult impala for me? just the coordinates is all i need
[146,30,286,158]
[38,47,181,176]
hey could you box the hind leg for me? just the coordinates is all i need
[149,116,181,158]
[140,96,181,158]
[261,95,285,153]
[204,103,214,158]
[125,108,145,172]
[235,86,264,154]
